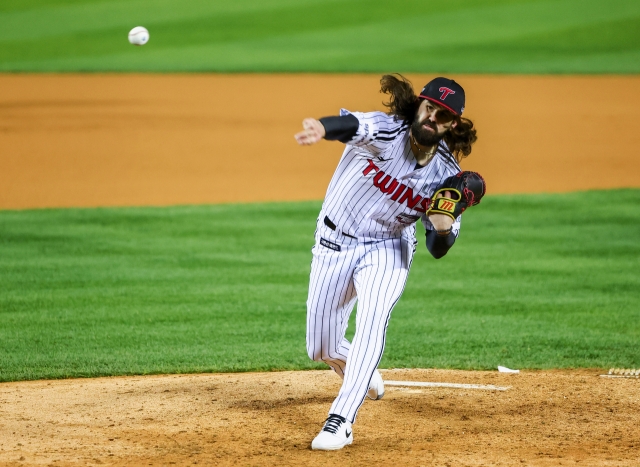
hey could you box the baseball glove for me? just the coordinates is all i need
[429,171,486,221]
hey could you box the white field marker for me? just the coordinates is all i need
[600,368,639,379]
[385,380,511,391]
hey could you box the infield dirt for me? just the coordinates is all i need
[1,74,639,209]
[1,369,638,466]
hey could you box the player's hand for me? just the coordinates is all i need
[428,190,455,233]
[294,118,326,146]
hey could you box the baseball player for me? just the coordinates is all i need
[294,74,485,451]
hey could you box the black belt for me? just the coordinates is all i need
[324,216,357,239]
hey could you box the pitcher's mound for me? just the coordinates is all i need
[1,368,637,466]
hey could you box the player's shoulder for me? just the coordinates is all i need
[340,109,407,131]
[338,109,408,150]
[436,141,461,173]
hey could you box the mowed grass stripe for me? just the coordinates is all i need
[0,0,337,41]
[1,190,638,382]
[0,0,639,72]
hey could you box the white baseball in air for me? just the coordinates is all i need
[128,26,149,46]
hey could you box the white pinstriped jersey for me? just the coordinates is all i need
[319,109,463,241]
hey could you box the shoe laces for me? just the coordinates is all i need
[322,414,346,434]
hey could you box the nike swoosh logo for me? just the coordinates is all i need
[346,430,352,438]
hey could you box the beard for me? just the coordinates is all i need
[411,117,446,147]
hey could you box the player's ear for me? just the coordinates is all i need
[450,120,458,129]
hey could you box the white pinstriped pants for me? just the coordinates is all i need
[306,223,416,423]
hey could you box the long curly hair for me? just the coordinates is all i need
[380,74,477,162]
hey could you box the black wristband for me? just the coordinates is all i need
[426,229,456,259]
[319,114,359,143]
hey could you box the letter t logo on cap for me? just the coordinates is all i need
[439,87,455,100]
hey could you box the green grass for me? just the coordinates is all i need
[1,190,639,382]
[1,0,639,73]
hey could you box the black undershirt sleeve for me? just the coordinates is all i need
[319,114,359,143]
[425,229,456,259]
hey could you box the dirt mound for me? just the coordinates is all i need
[1,369,638,466]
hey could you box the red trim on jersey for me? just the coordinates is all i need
[418,95,459,115]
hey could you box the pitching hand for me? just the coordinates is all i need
[428,190,455,232]
[294,118,326,146]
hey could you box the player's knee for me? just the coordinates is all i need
[307,346,324,362]
[307,346,342,364]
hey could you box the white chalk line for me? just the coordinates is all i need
[385,380,511,391]
[599,375,639,379]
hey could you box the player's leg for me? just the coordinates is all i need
[306,233,360,378]
[328,234,416,423]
